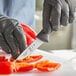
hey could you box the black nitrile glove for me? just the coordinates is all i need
[0,15,27,59]
[43,0,76,33]
[37,0,76,42]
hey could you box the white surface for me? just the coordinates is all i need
[0,49,76,76]
[51,50,76,60]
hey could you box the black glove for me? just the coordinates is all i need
[0,15,27,59]
[43,0,76,34]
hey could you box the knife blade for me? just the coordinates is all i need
[16,38,44,60]
[16,30,49,60]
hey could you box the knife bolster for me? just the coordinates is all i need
[37,30,49,42]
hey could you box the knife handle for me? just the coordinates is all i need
[37,30,49,42]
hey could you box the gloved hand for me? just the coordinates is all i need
[43,0,76,34]
[0,15,27,59]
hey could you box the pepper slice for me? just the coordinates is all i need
[35,60,51,68]
[10,55,43,63]
[16,60,24,63]
[0,61,15,75]
[36,62,61,72]
[0,56,5,61]
[0,56,8,62]
[15,63,34,72]
[10,57,16,62]
[23,55,43,63]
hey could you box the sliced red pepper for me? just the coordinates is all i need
[35,60,51,68]
[10,55,43,63]
[16,59,24,63]
[21,23,36,46]
[10,57,24,63]
[25,32,34,46]
[23,55,43,63]
[10,55,42,63]
[0,56,5,61]
[0,56,8,62]
[20,23,36,39]
[10,57,16,62]
[15,63,34,72]
[0,55,61,74]
[3,59,8,62]
[0,61,15,75]
[36,62,61,72]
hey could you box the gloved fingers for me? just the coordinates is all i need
[4,30,19,59]
[65,0,75,23]
[51,4,61,31]
[13,23,27,54]
[69,11,75,23]
[0,33,11,53]
[13,36,19,50]
[43,1,52,34]
[60,2,69,26]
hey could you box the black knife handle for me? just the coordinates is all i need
[37,29,49,42]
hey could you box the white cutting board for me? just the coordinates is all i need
[0,49,76,76]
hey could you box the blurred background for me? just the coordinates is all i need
[35,0,76,51]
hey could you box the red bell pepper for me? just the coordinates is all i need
[16,59,24,63]
[10,57,16,62]
[35,60,51,68]
[21,23,36,46]
[10,57,24,63]
[0,55,61,74]
[10,55,43,63]
[36,61,61,72]
[23,55,43,63]
[0,56,8,62]
[20,23,36,39]
[15,63,34,72]
[25,32,34,46]
[0,61,15,75]
[0,56,5,61]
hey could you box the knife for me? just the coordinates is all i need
[17,30,49,60]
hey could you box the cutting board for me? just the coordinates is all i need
[0,49,76,76]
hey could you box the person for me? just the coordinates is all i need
[0,0,75,59]
[0,0,35,59]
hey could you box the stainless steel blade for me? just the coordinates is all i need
[16,38,44,60]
